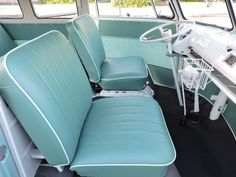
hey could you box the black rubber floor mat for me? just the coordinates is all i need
[153,85,236,177]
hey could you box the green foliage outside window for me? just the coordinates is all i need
[111,0,151,7]
[88,0,152,7]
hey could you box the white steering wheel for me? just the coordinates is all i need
[139,20,195,43]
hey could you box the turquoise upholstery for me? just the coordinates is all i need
[70,96,176,177]
[0,31,93,166]
[0,25,16,56]
[66,15,105,82]
[0,31,176,177]
[66,15,148,90]
[100,57,148,90]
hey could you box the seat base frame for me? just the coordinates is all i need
[94,85,154,98]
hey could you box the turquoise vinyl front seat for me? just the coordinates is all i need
[0,31,175,177]
[66,14,148,91]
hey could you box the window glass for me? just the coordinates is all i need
[154,0,173,18]
[179,0,232,29]
[0,0,23,18]
[232,0,236,21]
[89,0,173,19]
[30,0,77,18]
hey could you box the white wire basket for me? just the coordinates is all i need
[181,58,213,90]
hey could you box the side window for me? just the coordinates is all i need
[30,0,77,18]
[89,0,173,19]
[0,0,23,18]
[179,0,232,29]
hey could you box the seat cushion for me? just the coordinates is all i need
[70,96,176,177]
[99,56,148,90]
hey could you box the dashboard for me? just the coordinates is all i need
[172,25,236,103]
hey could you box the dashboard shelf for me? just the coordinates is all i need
[210,69,236,104]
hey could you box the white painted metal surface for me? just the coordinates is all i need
[210,91,228,120]
[96,85,154,97]
[0,96,41,177]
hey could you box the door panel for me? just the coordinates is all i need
[102,36,171,68]
[99,19,174,69]
[99,19,166,38]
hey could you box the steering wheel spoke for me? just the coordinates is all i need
[143,36,156,41]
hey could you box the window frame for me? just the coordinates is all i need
[177,0,234,31]
[0,0,24,19]
[29,0,79,19]
[93,0,175,20]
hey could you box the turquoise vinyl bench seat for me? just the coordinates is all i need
[66,15,148,91]
[70,96,176,177]
[0,31,175,177]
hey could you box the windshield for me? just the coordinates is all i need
[88,0,174,19]
[179,0,232,29]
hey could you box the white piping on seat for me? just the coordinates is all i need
[100,64,149,81]
[70,15,101,83]
[70,102,176,170]
[100,74,148,81]
[3,30,70,166]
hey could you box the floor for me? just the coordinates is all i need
[153,85,236,177]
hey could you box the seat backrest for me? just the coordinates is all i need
[0,25,16,56]
[0,31,93,166]
[66,15,106,83]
